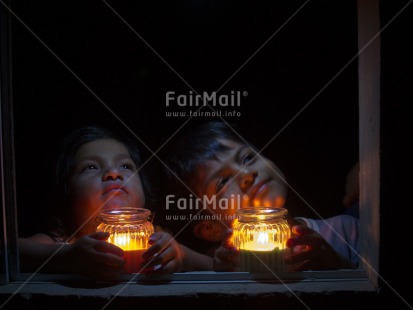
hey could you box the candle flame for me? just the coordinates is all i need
[257,232,269,244]
[236,230,287,251]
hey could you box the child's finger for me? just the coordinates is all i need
[142,243,160,260]
[94,240,124,257]
[141,254,162,269]
[92,252,125,268]
[291,225,314,236]
[148,232,163,245]
[221,228,234,247]
[89,231,110,240]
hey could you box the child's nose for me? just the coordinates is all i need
[239,168,257,192]
[103,167,124,181]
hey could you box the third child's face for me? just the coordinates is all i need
[68,139,145,236]
[194,139,287,217]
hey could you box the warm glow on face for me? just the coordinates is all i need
[252,197,285,208]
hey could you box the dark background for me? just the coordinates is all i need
[5,0,413,308]
[11,0,359,236]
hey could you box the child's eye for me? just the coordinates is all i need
[216,177,231,194]
[85,163,98,170]
[120,162,136,170]
[73,161,99,174]
[242,152,255,165]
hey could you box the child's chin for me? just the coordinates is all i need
[103,200,135,210]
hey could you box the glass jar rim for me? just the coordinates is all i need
[99,207,151,222]
[236,207,287,221]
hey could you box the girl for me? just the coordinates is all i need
[19,125,212,280]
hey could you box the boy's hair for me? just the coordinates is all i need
[159,121,247,227]
[48,125,152,239]
[163,121,245,195]
[160,121,247,249]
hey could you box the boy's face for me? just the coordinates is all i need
[193,139,287,220]
[68,138,145,237]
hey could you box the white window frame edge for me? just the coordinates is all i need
[1,0,379,294]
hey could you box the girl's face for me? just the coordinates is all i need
[193,139,287,220]
[68,138,145,237]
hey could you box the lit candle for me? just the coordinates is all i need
[233,207,291,273]
[96,208,154,274]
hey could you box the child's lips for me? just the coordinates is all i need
[103,186,127,196]
[248,181,269,201]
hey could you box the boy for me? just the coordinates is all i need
[161,121,359,271]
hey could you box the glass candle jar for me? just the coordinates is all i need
[232,207,291,273]
[96,207,154,274]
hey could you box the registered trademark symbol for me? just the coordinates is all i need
[243,91,248,97]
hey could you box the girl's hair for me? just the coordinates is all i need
[47,125,152,240]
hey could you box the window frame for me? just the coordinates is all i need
[1,0,19,285]
[1,0,379,296]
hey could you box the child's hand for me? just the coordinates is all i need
[213,228,239,271]
[140,232,184,274]
[285,225,344,270]
[61,231,125,281]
